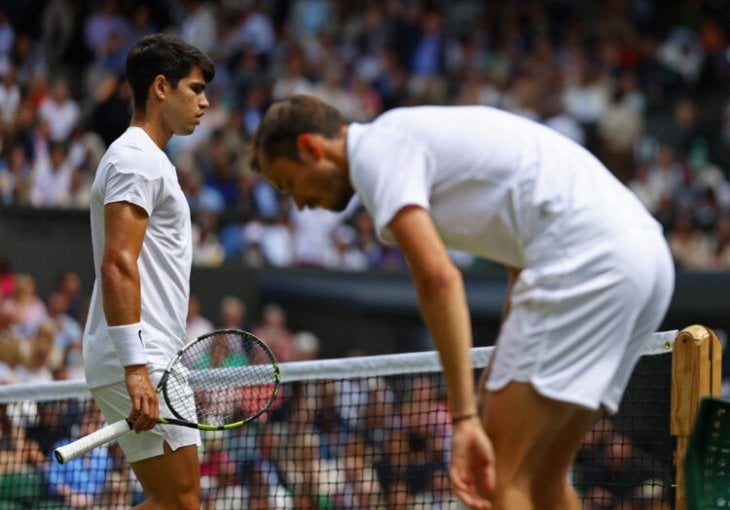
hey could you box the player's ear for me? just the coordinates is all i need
[151,74,167,100]
[296,134,324,161]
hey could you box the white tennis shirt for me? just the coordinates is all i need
[84,127,192,389]
[348,105,660,268]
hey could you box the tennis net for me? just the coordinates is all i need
[0,330,678,509]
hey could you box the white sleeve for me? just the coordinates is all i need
[349,125,432,245]
[103,162,160,216]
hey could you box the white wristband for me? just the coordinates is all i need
[108,322,148,367]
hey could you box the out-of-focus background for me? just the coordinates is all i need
[1,0,729,380]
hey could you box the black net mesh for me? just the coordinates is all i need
[0,343,675,509]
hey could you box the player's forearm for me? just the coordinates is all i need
[414,268,477,418]
[101,255,141,326]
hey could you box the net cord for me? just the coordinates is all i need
[0,330,678,404]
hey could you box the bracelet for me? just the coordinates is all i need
[451,413,478,425]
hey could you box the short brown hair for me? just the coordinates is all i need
[126,33,215,113]
[250,95,346,172]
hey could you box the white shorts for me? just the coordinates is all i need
[90,367,201,463]
[486,225,675,413]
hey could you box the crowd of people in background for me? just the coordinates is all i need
[0,0,729,271]
[0,1,725,507]
[0,264,320,386]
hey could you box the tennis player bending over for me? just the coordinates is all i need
[251,95,675,509]
[83,34,214,509]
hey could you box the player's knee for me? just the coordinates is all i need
[152,478,200,510]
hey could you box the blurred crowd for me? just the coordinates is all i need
[0,3,721,507]
[0,0,728,272]
[1,371,668,509]
[0,263,320,386]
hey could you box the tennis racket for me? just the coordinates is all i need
[54,329,280,464]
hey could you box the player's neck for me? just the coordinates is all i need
[130,113,172,150]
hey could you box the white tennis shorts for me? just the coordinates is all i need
[90,367,201,463]
[486,224,675,413]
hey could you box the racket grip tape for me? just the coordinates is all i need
[53,419,132,464]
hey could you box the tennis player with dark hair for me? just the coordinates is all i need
[83,33,214,509]
[251,95,675,509]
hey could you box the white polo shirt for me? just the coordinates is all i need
[347,105,660,268]
[84,127,192,389]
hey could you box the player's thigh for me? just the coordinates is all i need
[131,441,200,500]
[483,381,588,484]
[532,405,602,486]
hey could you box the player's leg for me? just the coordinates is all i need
[528,404,602,509]
[131,441,200,509]
[91,375,202,509]
[482,381,596,509]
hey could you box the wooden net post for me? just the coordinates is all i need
[670,325,723,510]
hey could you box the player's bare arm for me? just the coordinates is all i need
[389,205,474,415]
[389,204,495,508]
[101,201,158,432]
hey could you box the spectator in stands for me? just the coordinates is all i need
[292,330,321,362]
[199,431,243,510]
[186,294,214,341]
[60,166,93,208]
[2,143,32,205]
[89,72,133,147]
[29,139,74,206]
[37,77,80,142]
[252,302,296,362]
[0,300,21,383]
[54,270,85,324]
[99,468,135,509]
[179,164,225,218]
[0,63,20,127]
[580,432,661,508]
[335,436,384,509]
[15,319,61,383]
[192,209,225,267]
[12,273,47,337]
[83,0,131,58]
[61,340,85,380]
[46,290,82,353]
[289,204,343,268]
[709,213,730,270]
[247,423,292,508]
[218,294,249,331]
[0,9,14,76]
[0,402,44,474]
[285,427,341,508]
[179,0,217,57]
[667,209,713,270]
[25,400,78,459]
[47,402,112,508]
[630,144,685,217]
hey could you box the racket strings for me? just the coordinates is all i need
[164,331,278,426]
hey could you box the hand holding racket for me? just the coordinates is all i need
[54,329,280,464]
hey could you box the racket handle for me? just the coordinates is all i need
[53,419,132,464]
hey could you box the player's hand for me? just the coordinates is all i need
[449,416,495,509]
[124,365,158,433]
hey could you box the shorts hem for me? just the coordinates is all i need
[485,376,614,413]
[124,434,200,464]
